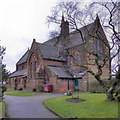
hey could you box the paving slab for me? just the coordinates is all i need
[4,93,63,118]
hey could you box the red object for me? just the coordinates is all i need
[44,84,52,92]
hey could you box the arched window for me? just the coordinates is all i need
[47,74,49,81]
[35,61,38,72]
[95,40,103,56]
[70,56,72,65]
[73,52,75,65]
[35,61,36,72]
[77,53,79,63]
[30,53,39,79]
[30,62,32,78]
[66,56,68,64]
[32,61,34,78]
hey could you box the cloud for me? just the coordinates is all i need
[1,0,116,73]
[0,0,58,72]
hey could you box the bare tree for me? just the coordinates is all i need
[47,1,120,101]
[48,30,59,39]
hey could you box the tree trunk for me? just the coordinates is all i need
[106,66,120,101]
[106,78,118,101]
[106,87,115,101]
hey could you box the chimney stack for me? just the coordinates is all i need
[60,14,69,37]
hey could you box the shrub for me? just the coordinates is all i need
[2,85,7,92]
[19,88,23,91]
[89,78,108,93]
[38,84,44,91]
[33,88,36,92]
[35,84,44,92]
[90,86,106,93]
[67,90,73,96]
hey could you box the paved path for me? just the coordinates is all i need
[4,93,63,118]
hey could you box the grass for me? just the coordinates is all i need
[4,90,18,93]
[5,91,35,97]
[0,102,5,118]
[44,93,119,118]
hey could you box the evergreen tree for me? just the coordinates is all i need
[2,64,10,83]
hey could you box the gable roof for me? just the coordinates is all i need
[9,69,27,78]
[43,17,109,49]
[47,65,83,79]
[43,22,94,48]
[36,42,65,61]
[16,50,29,65]
[47,66,73,78]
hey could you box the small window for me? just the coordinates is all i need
[35,61,38,72]
[24,64,26,69]
[18,78,21,83]
[35,61,36,72]
[95,40,97,54]
[30,62,32,78]
[73,52,75,65]
[97,40,100,52]
[77,53,79,63]
[9,79,11,87]
[22,64,24,70]
[70,56,72,65]
[47,75,49,81]
[66,56,68,63]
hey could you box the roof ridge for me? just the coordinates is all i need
[37,42,60,49]
[70,22,94,34]
[43,21,95,48]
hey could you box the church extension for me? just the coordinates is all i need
[7,16,110,93]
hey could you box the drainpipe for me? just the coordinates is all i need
[68,79,69,90]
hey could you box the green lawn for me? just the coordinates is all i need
[5,91,35,97]
[0,102,5,118]
[44,93,119,118]
[4,90,18,93]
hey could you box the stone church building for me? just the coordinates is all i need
[7,16,109,93]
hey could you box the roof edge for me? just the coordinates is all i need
[16,50,29,65]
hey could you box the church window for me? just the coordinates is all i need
[9,79,11,88]
[95,40,103,56]
[32,62,34,78]
[24,64,26,69]
[18,78,21,83]
[47,75,49,81]
[73,52,75,65]
[77,53,79,63]
[70,56,72,65]
[35,61,37,72]
[30,53,39,79]
[95,40,97,54]
[66,56,68,62]
[30,62,32,78]
[97,40,100,52]
[22,64,24,69]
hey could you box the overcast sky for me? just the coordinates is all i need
[0,0,60,73]
[0,0,116,73]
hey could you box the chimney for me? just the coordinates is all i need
[60,14,69,37]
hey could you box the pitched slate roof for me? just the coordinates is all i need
[16,50,29,65]
[47,66,84,79]
[43,22,94,48]
[44,18,109,49]
[9,69,27,78]
[36,42,65,61]
[47,66,73,78]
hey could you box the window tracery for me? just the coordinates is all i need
[29,53,38,79]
